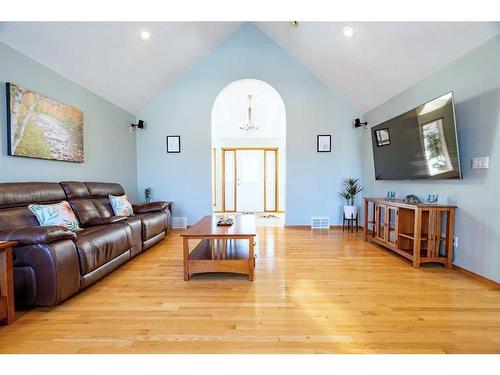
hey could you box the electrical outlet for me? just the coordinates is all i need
[472,157,490,169]
[453,236,458,248]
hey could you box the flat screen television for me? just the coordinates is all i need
[371,92,462,180]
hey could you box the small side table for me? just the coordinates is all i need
[0,241,16,325]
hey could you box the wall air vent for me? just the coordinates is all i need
[311,217,330,229]
[172,217,187,229]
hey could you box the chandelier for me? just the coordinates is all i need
[240,94,258,131]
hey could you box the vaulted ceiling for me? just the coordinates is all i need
[0,22,241,113]
[1,21,499,114]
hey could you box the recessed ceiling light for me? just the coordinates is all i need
[343,26,354,38]
[290,21,299,28]
[140,30,151,41]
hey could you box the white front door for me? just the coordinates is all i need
[236,150,264,212]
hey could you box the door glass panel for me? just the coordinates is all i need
[376,205,386,240]
[388,208,396,244]
[237,150,264,212]
[265,150,276,211]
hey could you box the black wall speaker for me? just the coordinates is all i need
[354,118,367,128]
[131,120,145,130]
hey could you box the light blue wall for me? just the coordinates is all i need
[362,35,500,282]
[0,42,138,199]
[137,23,362,225]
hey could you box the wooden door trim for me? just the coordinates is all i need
[264,149,279,212]
[212,147,216,207]
[221,149,237,212]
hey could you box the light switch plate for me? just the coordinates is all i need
[472,157,490,169]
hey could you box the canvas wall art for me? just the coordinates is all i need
[6,83,84,163]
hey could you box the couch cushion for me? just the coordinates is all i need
[134,211,167,241]
[68,199,101,225]
[74,223,131,275]
[0,207,39,230]
[125,216,142,256]
[28,201,81,232]
[85,182,124,198]
[109,194,134,216]
[60,181,90,199]
[0,182,66,209]
[125,216,142,245]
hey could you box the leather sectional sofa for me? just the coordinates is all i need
[0,181,172,306]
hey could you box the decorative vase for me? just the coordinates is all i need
[343,205,358,219]
[145,197,152,203]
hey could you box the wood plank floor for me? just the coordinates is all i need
[0,227,499,354]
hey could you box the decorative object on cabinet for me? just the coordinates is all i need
[166,135,181,153]
[317,135,331,152]
[386,191,396,200]
[426,194,439,204]
[363,198,456,268]
[403,194,421,204]
[6,82,84,163]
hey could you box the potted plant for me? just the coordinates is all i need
[338,178,363,219]
[144,187,152,203]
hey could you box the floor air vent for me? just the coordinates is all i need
[311,217,330,229]
[172,217,187,229]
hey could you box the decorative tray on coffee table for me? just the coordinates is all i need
[216,216,234,226]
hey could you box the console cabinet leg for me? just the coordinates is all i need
[412,208,422,268]
[446,208,455,268]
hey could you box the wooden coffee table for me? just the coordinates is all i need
[181,215,256,281]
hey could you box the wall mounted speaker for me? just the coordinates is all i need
[354,118,367,128]
[131,120,145,131]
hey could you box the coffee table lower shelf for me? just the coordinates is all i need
[185,239,255,280]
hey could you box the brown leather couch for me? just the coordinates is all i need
[0,181,172,306]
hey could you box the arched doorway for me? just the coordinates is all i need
[211,79,286,225]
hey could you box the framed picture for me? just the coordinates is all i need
[375,128,391,147]
[317,135,331,152]
[6,82,84,163]
[166,135,181,153]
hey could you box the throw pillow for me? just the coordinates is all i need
[109,194,134,217]
[28,201,81,232]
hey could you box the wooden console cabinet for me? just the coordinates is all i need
[364,198,456,268]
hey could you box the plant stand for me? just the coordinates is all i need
[343,212,358,233]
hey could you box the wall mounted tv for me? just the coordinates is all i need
[371,92,462,180]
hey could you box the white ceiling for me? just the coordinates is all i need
[1,22,499,114]
[0,22,241,113]
[257,22,500,112]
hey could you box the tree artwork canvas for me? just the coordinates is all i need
[6,83,84,163]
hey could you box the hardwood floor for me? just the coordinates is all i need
[0,227,499,354]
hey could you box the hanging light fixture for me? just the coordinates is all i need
[240,94,258,131]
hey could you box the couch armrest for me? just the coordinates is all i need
[83,216,127,227]
[13,240,81,306]
[0,225,76,246]
[133,201,167,214]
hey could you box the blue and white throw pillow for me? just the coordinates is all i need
[28,201,81,232]
[109,194,134,217]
